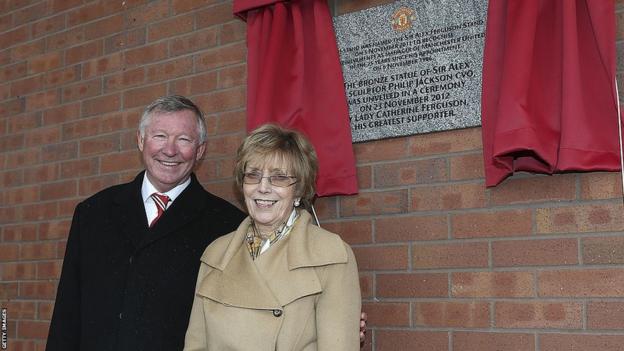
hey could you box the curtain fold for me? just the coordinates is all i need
[481,0,619,187]
[235,0,359,197]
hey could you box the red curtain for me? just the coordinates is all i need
[234,0,358,197]
[481,0,619,187]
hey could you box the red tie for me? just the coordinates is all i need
[150,193,170,227]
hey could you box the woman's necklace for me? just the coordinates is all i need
[245,209,299,260]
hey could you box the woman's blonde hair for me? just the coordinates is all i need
[234,124,318,207]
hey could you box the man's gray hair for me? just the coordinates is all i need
[139,95,207,143]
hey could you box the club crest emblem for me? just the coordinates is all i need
[391,7,415,32]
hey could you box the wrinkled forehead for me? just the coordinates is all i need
[244,151,293,173]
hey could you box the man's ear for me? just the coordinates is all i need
[137,131,144,151]
[195,142,206,160]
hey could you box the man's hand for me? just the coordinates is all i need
[359,312,368,347]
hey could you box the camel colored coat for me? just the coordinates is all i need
[183,211,361,351]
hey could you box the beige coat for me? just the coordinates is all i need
[183,210,361,351]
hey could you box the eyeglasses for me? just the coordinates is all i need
[243,172,298,187]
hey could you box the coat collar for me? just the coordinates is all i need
[197,211,348,309]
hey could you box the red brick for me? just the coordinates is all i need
[59,198,81,217]
[50,0,83,12]
[489,175,576,205]
[203,133,244,158]
[218,64,246,89]
[0,243,20,261]
[588,302,624,329]
[125,42,168,66]
[146,57,193,83]
[362,302,409,327]
[374,158,447,188]
[376,330,447,351]
[42,102,80,125]
[0,97,26,118]
[169,71,218,97]
[0,283,18,299]
[148,13,194,41]
[451,209,532,239]
[540,334,624,351]
[580,172,623,200]
[123,84,167,109]
[23,164,59,184]
[411,182,486,211]
[356,165,372,189]
[25,126,62,147]
[13,2,48,26]
[493,238,578,267]
[62,78,102,102]
[0,26,29,49]
[410,127,482,155]
[172,0,220,14]
[11,39,45,61]
[377,273,447,298]
[170,27,219,56]
[0,133,25,151]
[40,180,77,201]
[415,301,489,328]
[449,152,485,180]
[322,220,372,245]
[39,301,55,320]
[1,262,37,280]
[1,62,27,81]
[82,52,123,79]
[353,136,408,162]
[84,14,124,40]
[7,112,41,133]
[105,67,146,92]
[536,203,624,234]
[79,174,121,196]
[45,65,81,88]
[17,320,49,339]
[6,185,39,204]
[126,1,169,28]
[196,42,247,71]
[11,75,45,96]
[495,301,582,329]
[583,236,624,264]
[221,21,246,44]
[5,148,39,168]
[100,150,141,173]
[67,1,123,27]
[65,40,103,65]
[62,118,100,140]
[80,134,121,156]
[0,170,24,188]
[46,27,85,50]
[37,261,63,279]
[353,245,408,270]
[452,271,534,297]
[453,332,535,351]
[414,242,488,269]
[340,190,408,216]
[105,28,146,54]
[215,110,245,134]
[32,13,66,38]
[196,3,235,28]
[39,220,71,240]
[2,301,36,319]
[19,281,57,299]
[359,272,372,298]
[21,242,58,260]
[41,141,78,162]
[538,269,624,297]
[82,93,121,117]
[2,224,36,242]
[26,89,59,112]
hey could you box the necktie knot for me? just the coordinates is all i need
[150,193,170,227]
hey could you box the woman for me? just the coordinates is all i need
[184,124,361,350]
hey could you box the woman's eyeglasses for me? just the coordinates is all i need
[243,172,298,187]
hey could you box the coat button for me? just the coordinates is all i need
[118,313,123,319]
[272,309,282,317]
[128,256,133,264]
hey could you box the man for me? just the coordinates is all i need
[46,96,246,351]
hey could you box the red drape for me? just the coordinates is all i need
[481,0,619,187]
[234,0,358,197]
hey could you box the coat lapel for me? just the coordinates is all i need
[113,172,149,249]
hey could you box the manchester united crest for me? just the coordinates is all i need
[391,7,415,32]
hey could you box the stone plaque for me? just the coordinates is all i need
[334,0,488,142]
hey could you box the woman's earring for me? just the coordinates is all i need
[294,198,301,207]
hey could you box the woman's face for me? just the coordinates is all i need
[243,157,297,235]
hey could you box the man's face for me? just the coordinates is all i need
[137,110,205,192]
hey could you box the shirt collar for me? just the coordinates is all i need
[141,173,191,206]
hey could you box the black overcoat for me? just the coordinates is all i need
[45,172,245,351]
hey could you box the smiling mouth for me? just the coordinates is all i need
[255,199,277,207]
[157,160,181,167]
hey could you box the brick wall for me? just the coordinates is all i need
[1,0,624,350]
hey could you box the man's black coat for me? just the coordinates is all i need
[45,172,245,351]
